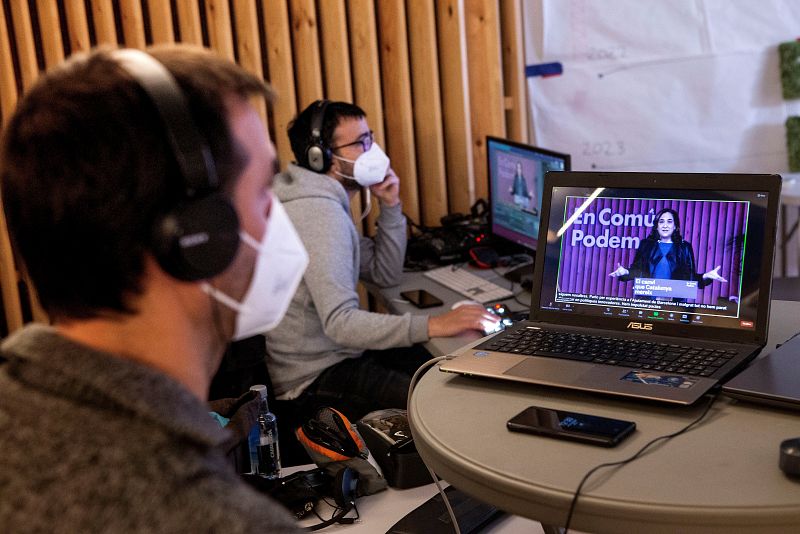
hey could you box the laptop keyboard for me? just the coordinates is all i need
[477,327,740,377]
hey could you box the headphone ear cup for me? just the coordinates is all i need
[152,193,240,281]
[333,467,359,510]
[306,142,331,173]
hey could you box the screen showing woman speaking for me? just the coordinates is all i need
[539,186,770,332]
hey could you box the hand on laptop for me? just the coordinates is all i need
[428,304,500,338]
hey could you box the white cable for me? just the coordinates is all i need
[359,188,372,222]
[406,356,461,534]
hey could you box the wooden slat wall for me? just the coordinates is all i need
[0,0,531,336]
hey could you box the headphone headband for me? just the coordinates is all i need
[306,99,332,172]
[111,48,240,281]
[309,99,329,141]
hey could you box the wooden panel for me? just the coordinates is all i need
[376,1,418,224]
[91,0,118,46]
[500,0,528,143]
[0,0,18,120]
[436,0,474,214]
[0,0,22,333]
[232,0,266,121]
[289,0,322,109]
[0,206,22,333]
[465,0,505,201]
[9,2,38,89]
[36,0,64,68]
[261,0,296,167]
[348,0,383,235]
[119,0,146,48]
[64,1,91,52]
[205,0,235,60]
[318,0,351,101]
[407,0,447,226]
[147,0,175,44]
[347,0,383,145]
[175,1,203,45]
[0,0,21,331]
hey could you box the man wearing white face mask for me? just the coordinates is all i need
[0,47,302,532]
[265,100,498,425]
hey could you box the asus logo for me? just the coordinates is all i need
[627,321,653,331]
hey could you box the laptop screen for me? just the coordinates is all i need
[532,172,780,343]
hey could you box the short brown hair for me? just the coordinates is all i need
[0,45,273,320]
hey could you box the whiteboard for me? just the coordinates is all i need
[523,0,800,173]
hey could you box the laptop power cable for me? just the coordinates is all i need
[563,391,720,533]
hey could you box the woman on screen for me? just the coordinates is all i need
[608,207,727,285]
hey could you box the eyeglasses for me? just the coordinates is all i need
[331,130,374,152]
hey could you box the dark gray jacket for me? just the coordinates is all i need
[0,324,300,533]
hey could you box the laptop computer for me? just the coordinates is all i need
[441,171,781,405]
[722,334,800,410]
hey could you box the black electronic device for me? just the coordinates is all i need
[112,49,240,282]
[244,466,361,529]
[507,405,635,447]
[386,485,503,534]
[401,289,444,309]
[356,409,430,489]
[486,136,570,282]
[780,438,800,478]
[306,99,333,173]
[405,225,487,268]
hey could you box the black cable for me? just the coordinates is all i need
[563,392,719,533]
[512,290,530,308]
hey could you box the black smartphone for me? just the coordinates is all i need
[507,406,635,447]
[400,289,444,309]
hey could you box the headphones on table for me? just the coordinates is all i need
[112,49,240,281]
[305,99,333,173]
[305,466,360,531]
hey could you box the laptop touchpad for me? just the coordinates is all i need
[504,357,594,386]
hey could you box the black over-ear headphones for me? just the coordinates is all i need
[305,99,332,173]
[306,467,360,531]
[112,49,240,281]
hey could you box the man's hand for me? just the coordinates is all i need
[427,304,500,338]
[370,167,400,207]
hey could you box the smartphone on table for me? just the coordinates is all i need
[400,289,444,309]
[507,405,636,447]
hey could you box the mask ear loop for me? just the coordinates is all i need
[359,188,372,222]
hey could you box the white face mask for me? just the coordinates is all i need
[202,198,308,340]
[333,143,390,187]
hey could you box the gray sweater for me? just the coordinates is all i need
[265,164,429,398]
[0,324,300,533]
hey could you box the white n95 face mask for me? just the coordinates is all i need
[202,198,308,340]
[333,143,390,187]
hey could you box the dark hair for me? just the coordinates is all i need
[647,207,683,243]
[0,45,273,321]
[287,100,366,170]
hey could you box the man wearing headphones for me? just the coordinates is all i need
[265,100,498,423]
[0,46,303,531]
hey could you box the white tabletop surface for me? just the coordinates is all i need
[407,300,800,533]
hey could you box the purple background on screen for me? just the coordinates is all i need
[558,198,748,305]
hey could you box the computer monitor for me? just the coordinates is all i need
[486,136,570,280]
